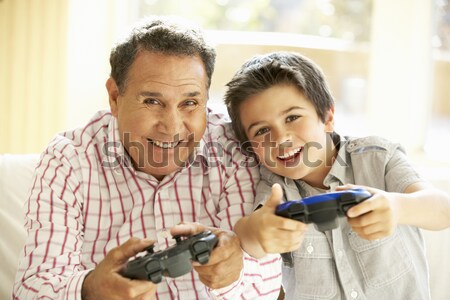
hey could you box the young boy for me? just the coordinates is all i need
[225,51,450,300]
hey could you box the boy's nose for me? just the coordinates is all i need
[279,139,294,149]
[274,130,293,148]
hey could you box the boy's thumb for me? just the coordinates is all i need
[264,183,284,210]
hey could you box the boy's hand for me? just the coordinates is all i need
[337,184,400,240]
[248,184,307,254]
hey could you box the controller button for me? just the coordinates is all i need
[145,260,162,273]
[149,272,162,284]
[196,252,210,264]
[342,204,354,214]
[193,241,208,253]
[193,241,211,264]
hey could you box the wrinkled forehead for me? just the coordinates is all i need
[125,51,209,92]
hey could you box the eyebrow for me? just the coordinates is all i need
[247,106,306,133]
[139,91,202,98]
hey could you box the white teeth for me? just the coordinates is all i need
[278,147,302,159]
[151,140,179,149]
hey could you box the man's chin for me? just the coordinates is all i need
[136,165,178,179]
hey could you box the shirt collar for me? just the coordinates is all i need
[322,134,353,189]
[103,117,132,169]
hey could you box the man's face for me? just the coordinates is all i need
[107,51,209,180]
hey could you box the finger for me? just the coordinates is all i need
[335,184,373,192]
[193,253,243,289]
[347,198,377,218]
[108,238,155,269]
[335,184,355,191]
[275,217,309,231]
[263,183,284,211]
[348,210,382,227]
[170,222,211,237]
[262,234,304,253]
[197,231,240,266]
[128,281,157,300]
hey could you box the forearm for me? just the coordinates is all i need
[207,252,282,300]
[234,216,267,258]
[397,188,450,230]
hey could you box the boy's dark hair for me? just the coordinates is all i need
[110,16,216,95]
[224,51,335,145]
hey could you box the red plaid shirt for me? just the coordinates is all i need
[13,110,281,300]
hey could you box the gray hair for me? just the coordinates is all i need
[110,16,216,94]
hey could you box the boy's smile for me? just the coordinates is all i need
[239,83,336,188]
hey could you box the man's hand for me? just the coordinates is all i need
[170,222,243,289]
[245,184,307,254]
[82,238,157,300]
[337,184,400,240]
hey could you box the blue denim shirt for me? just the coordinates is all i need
[255,135,430,300]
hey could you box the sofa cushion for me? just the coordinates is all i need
[0,153,39,300]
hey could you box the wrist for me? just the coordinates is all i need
[81,270,94,300]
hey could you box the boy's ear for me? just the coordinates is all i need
[106,77,120,117]
[324,106,335,132]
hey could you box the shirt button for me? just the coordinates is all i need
[336,249,343,259]
[306,244,314,254]
[351,289,358,299]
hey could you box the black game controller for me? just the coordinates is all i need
[275,188,372,232]
[121,230,218,283]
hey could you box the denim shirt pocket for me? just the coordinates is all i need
[348,229,413,288]
[293,232,337,300]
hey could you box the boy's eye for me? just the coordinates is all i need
[254,127,270,137]
[286,115,300,123]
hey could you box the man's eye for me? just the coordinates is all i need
[286,115,300,123]
[179,100,199,111]
[184,100,198,106]
[143,98,160,105]
[254,127,269,137]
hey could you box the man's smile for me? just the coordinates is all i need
[147,138,183,149]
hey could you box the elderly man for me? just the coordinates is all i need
[13,16,281,300]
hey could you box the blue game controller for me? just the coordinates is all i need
[275,188,372,231]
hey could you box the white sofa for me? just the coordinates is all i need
[1,153,449,299]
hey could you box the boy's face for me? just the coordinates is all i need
[239,84,335,187]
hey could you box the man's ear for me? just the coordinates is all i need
[324,106,335,133]
[106,77,120,117]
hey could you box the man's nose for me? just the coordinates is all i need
[156,107,183,135]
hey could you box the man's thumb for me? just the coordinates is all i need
[264,183,283,210]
